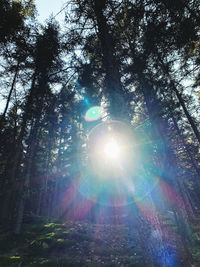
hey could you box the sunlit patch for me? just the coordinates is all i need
[85,106,104,121]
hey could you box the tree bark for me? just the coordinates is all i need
[93,0,127,119]
[0,61,20,129]
[171,112,200,177]
[0,73,36,227]
[173,85,200,145]
[13,114,41,233]
[158,58,200,145]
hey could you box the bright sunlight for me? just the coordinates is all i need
[103,138,120,159]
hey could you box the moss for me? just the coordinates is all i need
[1,218,200,267]
[44,223,65,232]
[46,232,56,238]
[26,258,87,267]
[0,256,22,267]
[26,259,57,267]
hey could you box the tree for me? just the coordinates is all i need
[0,0,35,44]
[1,21,63,233]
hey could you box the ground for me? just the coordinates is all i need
[0,215,200,266]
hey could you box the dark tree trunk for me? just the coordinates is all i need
[171,112,200,177]
[13,114,41,233]
[93,0,127,119]
[173,85,200,145]
[158,59,200,145]
[0,73,36,227]
[0,61,20,129]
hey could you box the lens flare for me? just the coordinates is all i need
[78,121,160,206]
[85,106,104,121]
[104,138,120,159]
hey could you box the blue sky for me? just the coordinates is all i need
[35,0,66,23]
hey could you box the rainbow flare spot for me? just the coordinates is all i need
[85,106,104,122]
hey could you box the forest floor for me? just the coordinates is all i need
[0,216,200,267]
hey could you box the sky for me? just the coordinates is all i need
[35,0,66,23]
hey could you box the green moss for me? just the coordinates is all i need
[46,232,56,238]
[44,223,65,231]
[26,259,57,267]
[1,217,199,267]
[26,258,87,267]
[0,256,22,267]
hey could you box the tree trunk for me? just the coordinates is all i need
[158,58,200,145]
[93,0,127,119]
[13,196,25,234]
[36,190,42,216]
[173,85,200,145]
[0,73,36,227]
[171,112,200,177]
[13,115,42,233]
[0,61,20,128]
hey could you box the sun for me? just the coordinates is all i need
[103,138,120,159]
[87,121,136,173]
